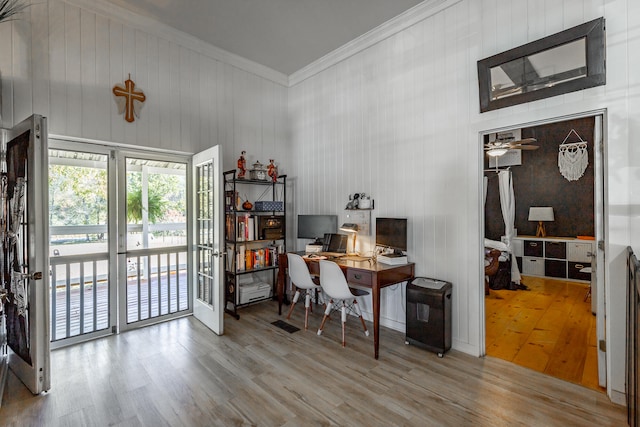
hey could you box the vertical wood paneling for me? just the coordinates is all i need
[134,30,149,146]
[94,14,110,138]
[65,4,81,135]
[80,9,97,139]
[31,0,50,120]
[0,17,14,126]
[108,20,124,143]
[121,25,135,144]
[157,38,171,149]
[0,0,286,160]
[288,1,638,386]
[12,13,31,122]
[48,1,66,134]
[146,33,160,147]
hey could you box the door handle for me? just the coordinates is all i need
[12,271,43,280]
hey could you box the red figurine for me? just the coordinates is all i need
[237,151,246,178]
[267,159,278,182]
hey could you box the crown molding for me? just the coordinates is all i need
[63,0,289,87]
[289,0,461,87]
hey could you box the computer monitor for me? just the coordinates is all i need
[322,233,348,253]
[376,217,407,254]
[297,214,338,245]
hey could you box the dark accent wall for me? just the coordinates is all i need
[485,117,595,240]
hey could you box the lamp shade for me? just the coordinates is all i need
[528,207,554,222]
[339,223,359,233]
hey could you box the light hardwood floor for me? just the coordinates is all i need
[485,275,601,391]
[2,300,625,426]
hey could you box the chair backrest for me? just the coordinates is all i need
[287,253,318,290]
[319,260,354,300]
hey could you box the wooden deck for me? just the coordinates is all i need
[51,271,189,341]
[1,300,625,426]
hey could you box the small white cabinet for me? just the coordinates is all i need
[513,236,593,282]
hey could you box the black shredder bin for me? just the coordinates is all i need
[405,277,452,357]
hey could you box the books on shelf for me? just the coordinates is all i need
[229,244,279,272]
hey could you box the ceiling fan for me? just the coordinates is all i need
[484,137,539,157]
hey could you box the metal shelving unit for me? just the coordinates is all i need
[223,169,286,319]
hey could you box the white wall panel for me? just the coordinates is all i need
[65,4,81,136]
[0,0,287,165]
[80,9,97,139]
[108,19,124,144]
[289,0,638,399]
[94,14,111,139]
[0,18,14,127]
[31,0,50,120]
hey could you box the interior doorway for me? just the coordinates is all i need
[481,112,606,391]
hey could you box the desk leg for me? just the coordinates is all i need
[277,253,288,315]
[372,284,380,359]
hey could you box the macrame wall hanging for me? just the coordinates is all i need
[558,129,588,182]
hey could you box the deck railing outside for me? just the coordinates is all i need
[50,240,189,341]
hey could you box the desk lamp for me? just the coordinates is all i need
[340,223,359,254]
[528,207,554,237]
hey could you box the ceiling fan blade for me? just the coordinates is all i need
[511,138,537,145]
[513,145,539,150]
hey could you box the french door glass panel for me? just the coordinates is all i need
[192,145,223,335]
[48,149,110,341]
[124,157,189,324]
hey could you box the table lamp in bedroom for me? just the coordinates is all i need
[528,207,554,237]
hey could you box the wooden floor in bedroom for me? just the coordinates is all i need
[485,275,602,391]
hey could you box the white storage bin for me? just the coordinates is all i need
[522,257,544,276]
[512,239,524,257]
[567,241,593,263]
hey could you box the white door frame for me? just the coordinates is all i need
[478,108,608,389]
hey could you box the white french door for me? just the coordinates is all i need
[2,115,50,394]
[192,145,224,335]
[47,141,222,341]
[48,141,116,347]
[49,141,191,342]
[117,152,190,332]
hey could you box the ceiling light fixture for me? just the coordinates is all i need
[486,148,508,157]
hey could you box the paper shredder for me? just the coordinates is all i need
[405,277,452,357]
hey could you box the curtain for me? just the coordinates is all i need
[498,170,522,284]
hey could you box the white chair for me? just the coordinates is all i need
[286,253,323,330]
[317,260,369,347]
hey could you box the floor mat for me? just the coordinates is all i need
[271,320,300,333]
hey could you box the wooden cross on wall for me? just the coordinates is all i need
[112,75,146,123]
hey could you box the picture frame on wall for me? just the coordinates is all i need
[477,17,606,113]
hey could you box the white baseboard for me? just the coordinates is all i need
[609,389,626,406]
